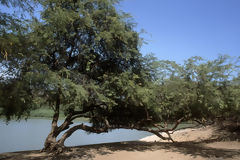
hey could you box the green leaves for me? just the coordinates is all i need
[1,0,239,127]
[150,55,240,121]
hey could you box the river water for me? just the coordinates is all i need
[0,119,152,153]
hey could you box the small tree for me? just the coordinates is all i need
[153,55,240,123]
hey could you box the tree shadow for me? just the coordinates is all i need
[52,140,240,160]
[1,140,240,160]
[1,126,240,160]
[0,151,51,160]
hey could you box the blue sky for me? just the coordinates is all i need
[1,0,239,63]
[119,0,240,63]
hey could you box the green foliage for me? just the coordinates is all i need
[0,0,143,124]
[0,0,35,63]
[0,80,35,120]
[0,0,239,128]
[148,54,240,121]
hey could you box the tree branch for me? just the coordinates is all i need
[57,117,184,145]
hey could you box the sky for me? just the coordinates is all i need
[1,0,239,64]
[119,0,240,63]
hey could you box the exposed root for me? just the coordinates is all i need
[41,143,67,155]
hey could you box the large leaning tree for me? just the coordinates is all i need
[0,0,186,152]
[1,0,240,153]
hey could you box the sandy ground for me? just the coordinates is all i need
[0,125,240,160]
[140,125,219,142]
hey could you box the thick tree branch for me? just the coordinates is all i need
[58,119,184,145]
[57,123,110,145]
[57,105,97,134]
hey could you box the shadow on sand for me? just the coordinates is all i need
[1,140,240,160]
[1,124,240,160]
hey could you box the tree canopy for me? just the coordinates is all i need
[0,0,240,153]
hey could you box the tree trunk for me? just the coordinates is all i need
[43,132,59,152]
[42,93,63,152]
[41,103,93,153]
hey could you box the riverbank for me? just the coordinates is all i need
[1,124,239,160]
